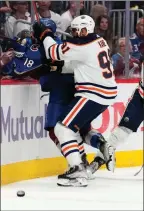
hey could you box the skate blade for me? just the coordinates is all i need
[106,158,116,172]
[57,178,88,187]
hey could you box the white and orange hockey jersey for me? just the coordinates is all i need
[138,62,144,98]
[43,35,117,105]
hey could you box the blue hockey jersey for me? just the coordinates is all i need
[2,35,62,78]
[130,33,144,59]
[2,43,46,77]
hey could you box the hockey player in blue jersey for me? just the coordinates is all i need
[130,18,144,60]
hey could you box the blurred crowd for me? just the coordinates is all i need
[0,1,144,79]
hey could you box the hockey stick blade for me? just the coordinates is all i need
[134,165,143,176]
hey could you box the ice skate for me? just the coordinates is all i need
[57,164,88,187]
[81,153,96,180]
[89,133,115,173]
[89,156,106,174]
[96,133,116,172]
[100,142,116,172]
[81,153,89,168]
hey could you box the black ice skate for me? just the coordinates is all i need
[81,153,89,168]
[57,164,88,187]
[89,156,106,174]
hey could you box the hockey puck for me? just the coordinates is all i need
[124,117,129,122]
[17,190,25,197]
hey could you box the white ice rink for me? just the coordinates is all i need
[1,167,143,210]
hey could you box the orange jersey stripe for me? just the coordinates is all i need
[76,85,117,95]
[62,144,79,153]
[63,98,87,126]
[51,44,57,60]
[79,146,84,151]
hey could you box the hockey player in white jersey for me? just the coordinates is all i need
[103,60,144,172]
[33,15,117,187]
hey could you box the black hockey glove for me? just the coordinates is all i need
[33,22,54,43]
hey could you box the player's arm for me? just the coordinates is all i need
[0,51,15,70]
[43,37,85,62]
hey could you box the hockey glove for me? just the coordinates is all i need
[33,22,54,43]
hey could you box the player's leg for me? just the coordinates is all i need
[54,97,108,186]
[47,105,106,173]
[43,73,105,170]
[80,122,106,173]
[54,97,89,187]
[105,88,144,171]
[44,102,65,151]
[45,95,107,175]
[43,73,76,151]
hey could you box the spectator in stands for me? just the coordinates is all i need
[5,1,31,39]
[51,1,63,15]
[0,2,11,13]
[36,1,62,33]
[80,1,87,15]
[60,1,77,32]
[95,15,116,55]
[112,37,141,78]
[130,18,144,60]
[0,1,11,35]
[90,4,108,23]
[0,50,14,71]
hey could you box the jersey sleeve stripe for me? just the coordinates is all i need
[48,46,52,60]
[56,45,60,60]
[51,44,57,60]
[49,44,60,60]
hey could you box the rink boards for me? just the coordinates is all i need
[1,79,143,185]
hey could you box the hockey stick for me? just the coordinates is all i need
[134,165,143,176]
[5,1,10,7]
[32,1,40,23]
[56,29,73,38]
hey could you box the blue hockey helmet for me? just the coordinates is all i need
[40,18,57,34]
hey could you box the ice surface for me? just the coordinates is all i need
[1,167,143,210]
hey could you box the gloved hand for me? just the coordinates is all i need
[33,21,54,42]
[0,50,15,68]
